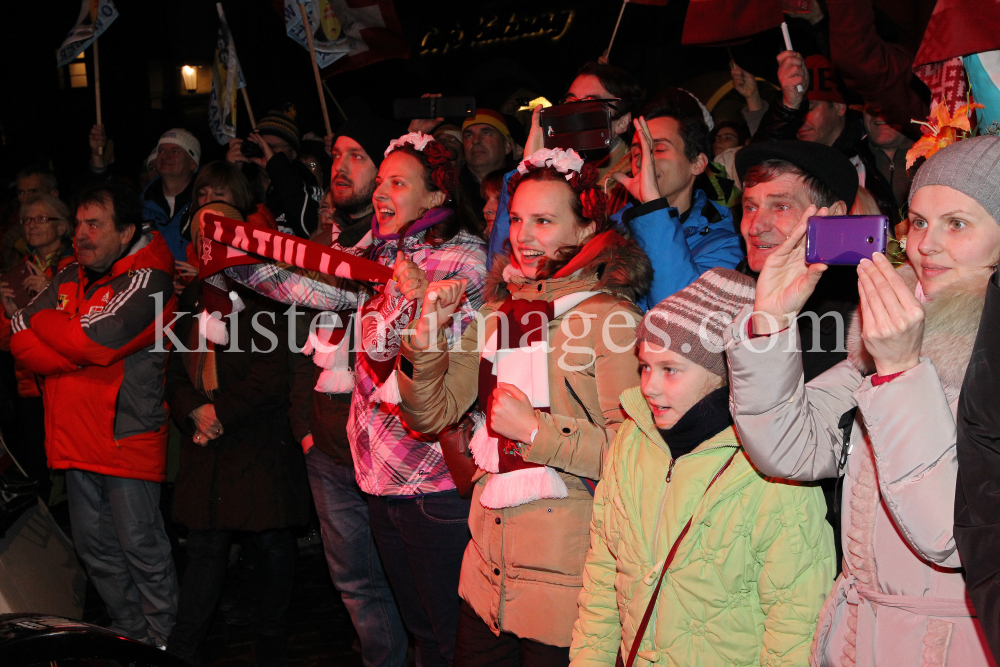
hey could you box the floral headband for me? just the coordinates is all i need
[509,147,606,221]
[384,132,458,193]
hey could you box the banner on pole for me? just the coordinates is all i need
[56,0,118,68]
[282,0,409,73]
[209,5,247,145]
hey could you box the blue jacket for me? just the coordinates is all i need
[142,176,193,262]
[618,189,743,311]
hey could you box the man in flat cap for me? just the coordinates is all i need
[736,139,861,381]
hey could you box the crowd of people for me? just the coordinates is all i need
[4,14,1000,667]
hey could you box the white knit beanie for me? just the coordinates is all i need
[158,128,201,168]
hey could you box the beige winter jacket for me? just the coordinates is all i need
[724,265,995,667]
[397,239,652,647]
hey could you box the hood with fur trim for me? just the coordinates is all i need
[484,235,653,305]
[847,263,987,393]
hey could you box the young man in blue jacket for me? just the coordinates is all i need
[610,95,744,311]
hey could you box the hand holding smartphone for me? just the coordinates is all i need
[805,215,889,265]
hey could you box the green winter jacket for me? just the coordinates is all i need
[570,387,835,666]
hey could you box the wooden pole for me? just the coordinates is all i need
[322,81,348,122]
[217,4,257,131]
[241,87,257,130]
[603,0,628,62]
[298,3,333,136]
[93,37,103,156]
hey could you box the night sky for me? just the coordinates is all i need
[0,0,848,192]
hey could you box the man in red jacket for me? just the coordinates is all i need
[10,183,179,648]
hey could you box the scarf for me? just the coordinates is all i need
[468,231,627,509]
[656,386,732,460]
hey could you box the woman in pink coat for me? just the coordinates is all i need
[725,137,1000,666]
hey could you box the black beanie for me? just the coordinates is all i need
[258,108,301,152]
[336,116,406,168]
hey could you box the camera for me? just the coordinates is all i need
[539,100,618,153]
[240,139,265,160]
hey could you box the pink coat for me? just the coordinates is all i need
[725,266,995,667]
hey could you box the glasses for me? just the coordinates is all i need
[319,207,335,218]
[20,215,64,226]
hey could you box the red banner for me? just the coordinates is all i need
[914,0,1000,67]
[681,0,784,45]
[198,212,392,284]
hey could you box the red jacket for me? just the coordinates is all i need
[10,233,177,482]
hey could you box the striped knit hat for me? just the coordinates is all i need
[462,109,512,144]
[257,109,301,152]
[636,268,756,378]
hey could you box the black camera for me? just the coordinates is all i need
[240,139,265,160]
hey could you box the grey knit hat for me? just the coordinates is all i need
[636,268,756,378]
[909,135,1000,224]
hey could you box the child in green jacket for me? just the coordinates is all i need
[570,268,835,667]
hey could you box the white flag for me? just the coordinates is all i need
[56,0,118,68]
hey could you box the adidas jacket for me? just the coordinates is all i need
[10,233,177,482]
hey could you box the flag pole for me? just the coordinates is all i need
[603,0,629,62]
[298,2,333,136]
[322,81,348,122]
[241,88,257,130]
[93,37,103,156]
[216,4,257,130]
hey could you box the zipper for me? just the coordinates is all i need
[665,458,677,483]
[664,445,737,484]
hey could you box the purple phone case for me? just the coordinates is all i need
[805,215,889,265]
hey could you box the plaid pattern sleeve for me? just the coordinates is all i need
[350,229,489,496]
[226,259,361,312]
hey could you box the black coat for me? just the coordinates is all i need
[954,270,1000,664]
[167,282,309,532]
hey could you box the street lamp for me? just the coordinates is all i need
[181,65,197,93]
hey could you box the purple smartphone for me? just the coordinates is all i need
[805,215,889,265]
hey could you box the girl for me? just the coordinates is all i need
[395,148,652,665]
[571,269,834,666]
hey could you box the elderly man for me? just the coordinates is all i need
[142,128,200,262]
[10,183,178,647]
[736,140,860,381]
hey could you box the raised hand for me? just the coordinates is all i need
[407,93,445,134]
[752,206,828,334]
[393,251,429,302]
[730,63,763,112]
[858,252,924,376]
[776,50,809,109]
[409,278,467,350]
[611,117,661,204]
[524,105,545,157]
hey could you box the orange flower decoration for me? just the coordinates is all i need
[906,101,986,169]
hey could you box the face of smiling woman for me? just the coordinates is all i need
[371,150,446,236]
[508,178,596,280]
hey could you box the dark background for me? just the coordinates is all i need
[0,0,898,192]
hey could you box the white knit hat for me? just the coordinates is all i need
[157,128,201,167]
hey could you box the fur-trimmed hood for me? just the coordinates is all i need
[484,235,654,305]
[847,263,988,393]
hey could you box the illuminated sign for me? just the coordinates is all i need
[419,11,575,55]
